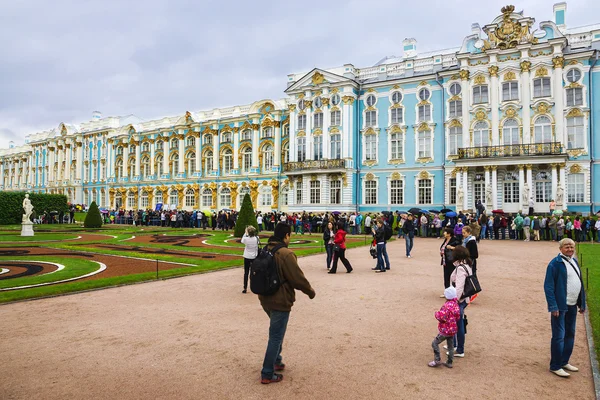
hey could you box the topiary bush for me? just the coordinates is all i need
[0,191,68,225]
[234,193,258,238]
[84,201,103,228]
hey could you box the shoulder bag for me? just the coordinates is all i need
[460,264,482,300]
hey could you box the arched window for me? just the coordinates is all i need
[502,119,519,145]
[156,141,163,150]
[330,110,341,126]
[473,121,490,147]
[117,146,123,155]
[242,130,252,141]
[263,145,274,171]
[205,151,213,173]
[155,190,163,204]
[128,158,135,178]
[330,180,341,204]
[128,191,136,209]
[418,130,432,158]
[187,136,195,147]
[242,146,252,173]
[141,156,150,178]
[534,116,552,143]
[260,185,272,206]
[365,135,377,160]
[239,186,250,203]
[202,188,212,208]
[203,134,212,145]
[567,116,584,149]
[155,155,164,176]
[115,193,123,209]
[187,152,196,174]
[185,189,195,207]
[282,142,290,163]
[220,188,231,208]
[281,186,289,205]
[170,138,178,148]
[141,190,149,208]
[222,132,232,143]
[171,154,179,175]
[448,126,462,156]
[222,149,233,174]
[170,190,178,207]
[116,159,123,179]
[262,128,273,138]
[142,142,150,152]
[534,171,551,203]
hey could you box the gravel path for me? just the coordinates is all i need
[0,238,595,399]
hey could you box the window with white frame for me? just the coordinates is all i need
[170,190,178,207]
[418,104,431,122]
[449,83,461,96]
[296,185,302,204]
[142,142,150,152]
[171,154,179,175]
[261,128,272,139]
[115,159,123,178]
[115,194,123,209]
[126,191,135,209]
[566,88,583,107]
[310,181,321,204]
[314,96,323,108]
[390,132,403,160]
[331,134,341,159]
[366,94,377,107]
[84,164,89,181]
[502,119,519,145]
[129,145,135,154]
[313,136,323,160]
[566,69,582,83]
[242,147,252,172]
[220,188,231,208]
[170,139,178,149]
[331,110,341,126]
[155,191,163,204]
[204,134,213,145]
[448,100,462,118]
[567,173,584,203]
[298,99,305,111]
[281,187,288,205]
[298,114,307,130]
[473,85,489,104]
[567,116,584,149]
[391,107,403,124]
[297,137,306,162]
[242,129,252,141]
[262,145,273,171]
[260,186,272,206]
[390,179,403,204]
[187,136,195,147]
[391,91,403,104]
[222,132,232,143]
[448,126,462,156]
[418,179,432,204]
[205,151,213,173]
[473,121,490,147]
[283,124,289,137]
[418,88,430,101]
[156,141,163,150]
[534,172,551,202]
[503,172,519,203]
[330,180,341,204]
[365,110,377,127]
[418,130,432,158]
[202,189,212,208]
[141,157,150,177]
[534,77,551,98]
[239,186,250,203]
[502,81,519,101]
[188,152,196,174]
[534,116,552,143]
[117,147,123,155]
[283,142,289,163]
[449,178,457,204]
[313,113,323,129]
[222,149,233,174]
[365,135,377,161]
[365,180,377,204]
[331,94,341,106]
[185,189,195,207]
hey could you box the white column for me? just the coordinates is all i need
[342,100,351,158]
[521,61,532,144]
[163,139,169,176]
[559,164,566,189]
[322,103,330,159]
[462,169,469,211]
[58,148,64,182]
[553,56,565,145]
[48,149,55,182]
[135,144,141,176]
[306,105,313,160]
[195,131,202,173]
[150,144,155,176]
[213,129,220,172]
[67,144,73,181]
[122,144,129,180]
[274,122,281,168]
[178,130,185,175]
[490,70,500,145]
[233,128,240,170]
[551,163,558,200]
[491,166,498,210]
[251,123,259,169]
[526,164,533,190]
[107,143,114,179]
[484,167,490,206]
[518,165,525,204]
[461,72,471,148]
[289,107,297,162]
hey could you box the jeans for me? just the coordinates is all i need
[551,228,557,241]
[325,243,334,269]
[376,243,390,270]
[405,233,414,257]
[261,309,290,379]
[432,334,454,364]
[480,225,487,240]
[550,305,577,371]
[454,301,468,354]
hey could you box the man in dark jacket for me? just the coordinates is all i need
[259,223,316,384]
[403,214,415,258]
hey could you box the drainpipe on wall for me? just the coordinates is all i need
[589,51,599,215]
[435,72,446,208]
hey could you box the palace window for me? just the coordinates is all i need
[366,94,377,107]
[261,128,272,139]
[566,69,582,83]
[281,187,288,205]
[156,155,164,176]
[365,180,377,204]
[170,139,178,149]
[502,81,519,101]
[391,107,403,124]
[142,142,150,152]
[141,156,150,178]
[331,110,341,126]
[331,94,341,106]
[187,136,195,147]
[262,145,273,172]
[117,147,123,155]
[418,88,430,101]
[534,116,552,143]
[170,190,178,207]
[171,154,179,175]
[128,192,136,209]
[204,134,213,145]
[298,114,307,130]
[283,124,289,136]
[202,189,212,208]
[331,134,341,159]
[503,172,519,203]
[283,142,289,163]
[365,110,377,127]
[567,174,584,203]
[535,171,551,203]
[310,181,321,204]
[390,133,403,160]
[222,132,232,143]
[141,191,149,208]
[297,137,306,162]
[185,189,195,207]
[313,113,323,129]
[534,77,551,98]
[567,116,584,149]
[314,97,323,108]
[239,186,250,203]
[260,186,272,206]
[330,180,341,204]
[156,191,163,204]
[115,193,123,209]
[156,141,163,150]
[365,135,377,161]
[205,151,213,173]
[418,104,431,122]
[418,179,432,204]
[449,83,461,96]
[449,178,457,204]
[242,147,252,173]
[448,100,462,118]
[390,179,403,205]
[298,99,306,111]
[502,119,519,145]
[222,149,233,174]
[129,145,136,154]
[391,91,403,104]
[188,152,196,174]
[220,188,231,208]
[473,85,489,104]
[418,130,432,158]
[473,121,490,147]
[242,129,252,141]
[448,126,462,156]
[566,88,583,107]
[116,159,123,178]
[296,185,302,204]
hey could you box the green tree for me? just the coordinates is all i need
[84,201,103,228]
[234,193,258,238]
[0,192,68,225]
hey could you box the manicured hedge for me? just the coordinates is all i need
[233,193,258,238]
[84,201,103,228]
[0,191,68,225]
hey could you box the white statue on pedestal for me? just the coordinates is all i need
[485,184,492,206]
[556,185,564,207]
[21,193,34,237]
[457,187,464,211]
[522,183,530,205]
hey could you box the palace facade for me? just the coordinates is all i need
[2,3,599,214]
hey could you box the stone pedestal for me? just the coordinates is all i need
[21,221,34,237]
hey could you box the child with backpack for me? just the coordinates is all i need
[429,286,461,368]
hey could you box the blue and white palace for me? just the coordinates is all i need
[1,3,599,215]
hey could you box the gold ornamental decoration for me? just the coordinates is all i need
[270,179,279,209]
[535,66,549,77]
[482,5,537,51]
[503,71,516,81]
[227,181,239,209]
[569,164,582,174]
[475,110,487,121]
[488,65,499,77]
[552,56,565,69]
[520,60,532,73]
[208,182,218,209]
[312,72,325,85]
[474,75,486,85]
[459,69,470,81]
[249,180,259,208]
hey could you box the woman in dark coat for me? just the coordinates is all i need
[440,227,461,296]
[323,221,335,270]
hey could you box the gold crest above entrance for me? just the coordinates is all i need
[483,5,538,51]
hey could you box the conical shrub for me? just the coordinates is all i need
[234,193,258,238]
[84,201,103,228]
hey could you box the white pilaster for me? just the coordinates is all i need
[150,144,155,176]
[342,100,351,158]
[274,121,281,167]
[490,72,499,145]
[484,167,490,206]
[195,130,202,173]
[122,144,129,179]
[289,107,297,162]
[462,169,469,211]
[491,167,498,210]
[461,73,471,148]
[521,62,532,145]
[233,126,240,170]
[551,163,558,200]
[518,165,525,205]
[178,129,185,175]
[251,121,259,169]
[48,149,55,182]
[135,144,141,177]
[322,102,330,159]
[553,56,565,145]
[163,138,169,176]
[213,126,220,172]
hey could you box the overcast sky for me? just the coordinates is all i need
[1,0,598,148]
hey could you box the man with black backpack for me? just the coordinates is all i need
[253,222,316,384]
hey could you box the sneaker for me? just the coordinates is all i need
[550,369,570,378]
[428,360,442,367]
[407,255,411,258]
[562,364,578,372]
[375,269,386,273]
[443,345,457,351]
[242,289,247,293]
[440,294,446,298]
[261,373,284,384]
[274,363,285,371]
[443,362,453,369]
[447,352,464,357]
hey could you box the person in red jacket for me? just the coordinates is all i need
[328,221,353,274]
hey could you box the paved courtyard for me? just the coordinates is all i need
[0,237,595,399]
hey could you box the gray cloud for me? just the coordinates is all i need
[1,0,599,148]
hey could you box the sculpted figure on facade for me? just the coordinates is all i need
[485,184,493,205]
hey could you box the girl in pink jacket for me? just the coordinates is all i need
[429,286,461,368]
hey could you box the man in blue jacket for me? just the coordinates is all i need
[543,238,586,378]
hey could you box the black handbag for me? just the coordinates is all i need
[333,244,341,252]
[460,265,482,300]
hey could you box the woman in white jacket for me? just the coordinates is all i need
[241,226,260,293]
[449,245,473,358]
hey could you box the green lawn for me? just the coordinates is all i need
[577,243,600,364]
[0,233,80,242]
[0,257,99,290]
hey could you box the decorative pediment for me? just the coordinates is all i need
[284,68,354,93]
[482,5,538,51]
